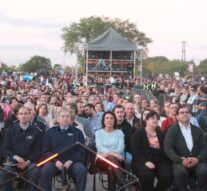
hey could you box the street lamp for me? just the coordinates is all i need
[137,47,144,85]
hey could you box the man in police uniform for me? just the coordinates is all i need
[0,106,42,191]
[41,109,87,191]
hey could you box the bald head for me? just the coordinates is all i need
[125,103,135,118]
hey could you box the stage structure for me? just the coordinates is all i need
[85,28,137,85]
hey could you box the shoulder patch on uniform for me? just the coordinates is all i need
[34,123,43,132]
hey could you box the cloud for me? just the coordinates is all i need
[0,13,70,28]
[193,44,207,50]
[1,0,207,65]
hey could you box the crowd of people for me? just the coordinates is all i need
[0,71,207,191]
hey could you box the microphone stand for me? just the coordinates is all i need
[0,142,139,191]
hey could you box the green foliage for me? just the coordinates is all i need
[62,16,152,65]
[195,58,207,74]
[142,56,188,75]
[0,63,16,73]
[19,55,52,73]
[0,63,8,72]
[53,64,61,69]
[5,65,17,73]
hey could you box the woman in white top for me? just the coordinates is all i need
[95,111,125,191]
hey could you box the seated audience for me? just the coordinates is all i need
[95,111,125,191]
[131,110,172,191]
[164,105,207,191]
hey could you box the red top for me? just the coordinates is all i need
[160,118,174,132]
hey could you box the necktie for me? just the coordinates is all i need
[62,129,67,134]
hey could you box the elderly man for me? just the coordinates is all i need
[125,102,140,128]
[164,105,207,191]
[41,109,87,191]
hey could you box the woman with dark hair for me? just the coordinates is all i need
[95,111,125,191]
[37,103,53,129]
[131,111,172,191]
[95,102,105,113]
[25,97,34,104]
[134,109,151,129]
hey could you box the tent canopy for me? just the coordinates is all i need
[87,28,136,51]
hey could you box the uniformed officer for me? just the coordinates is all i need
[0,106,42,191]
[40,109,87,191]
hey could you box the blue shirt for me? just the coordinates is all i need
[105,102,116,111]
[88,112,104,134]
[95,129,125,156]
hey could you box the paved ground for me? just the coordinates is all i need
[1,173,137,191]
[53,173,137,191]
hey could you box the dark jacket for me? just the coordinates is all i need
[126,115,140,128]
[42,125,85,163]
[131,127,169,171]
[164,123,207,164]
[31,116,46,135]
[117,119,135,153]
[132,115,140,128]
[0,106,4,122]
[4,113,17,129]
[1,123,42,163]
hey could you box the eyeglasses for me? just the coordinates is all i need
[179,111,189,115]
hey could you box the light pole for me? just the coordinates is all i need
[75,60,78,86]
[140,53,143,85]
[137,48,143,85]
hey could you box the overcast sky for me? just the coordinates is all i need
[0,0,206,66]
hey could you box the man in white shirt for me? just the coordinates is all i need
[164,105,207,191]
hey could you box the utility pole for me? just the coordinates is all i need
[181,41,187,62]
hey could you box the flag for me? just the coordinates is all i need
[188,64,194,73]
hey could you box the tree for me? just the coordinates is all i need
[19,55,52,73]
[0,62,17,73]
[196,58,207,74]
[61,16,152,66]
[0,62,8,72]
[142,56,188,75]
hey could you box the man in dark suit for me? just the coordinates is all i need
[164,105,207,191]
